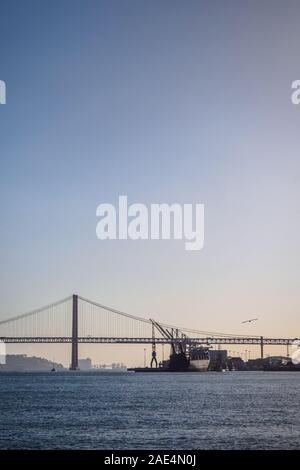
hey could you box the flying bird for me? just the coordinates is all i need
[241,318,258,324]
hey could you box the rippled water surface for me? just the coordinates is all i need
[0,371,299,449]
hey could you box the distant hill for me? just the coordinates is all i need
[0,354,65,371]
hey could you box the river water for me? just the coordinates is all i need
[0,371,299,449]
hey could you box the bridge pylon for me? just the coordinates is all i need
[260,336,264,359]
[70,294,79,370]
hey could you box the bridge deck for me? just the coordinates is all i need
[0,336,297,345]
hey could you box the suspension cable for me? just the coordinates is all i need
[0,295,73,325]
[78,296,151,324]
[79,296,260,338]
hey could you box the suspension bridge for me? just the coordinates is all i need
[0,294,298,369]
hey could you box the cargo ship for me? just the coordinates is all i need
[165,346,210,372]
[128,346,210,373]
[128,319,210,373]
[189,347,210,371]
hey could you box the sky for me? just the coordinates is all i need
[0,0,300,366]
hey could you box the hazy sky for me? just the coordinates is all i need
[1,0,300,365]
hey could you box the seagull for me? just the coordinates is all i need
[241,318,258,324]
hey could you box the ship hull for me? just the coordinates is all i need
[189,359,210,371]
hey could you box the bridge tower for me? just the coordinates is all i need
[70,294,79,370]
[260,336,264,359]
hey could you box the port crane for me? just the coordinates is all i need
[150,319,190,370]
